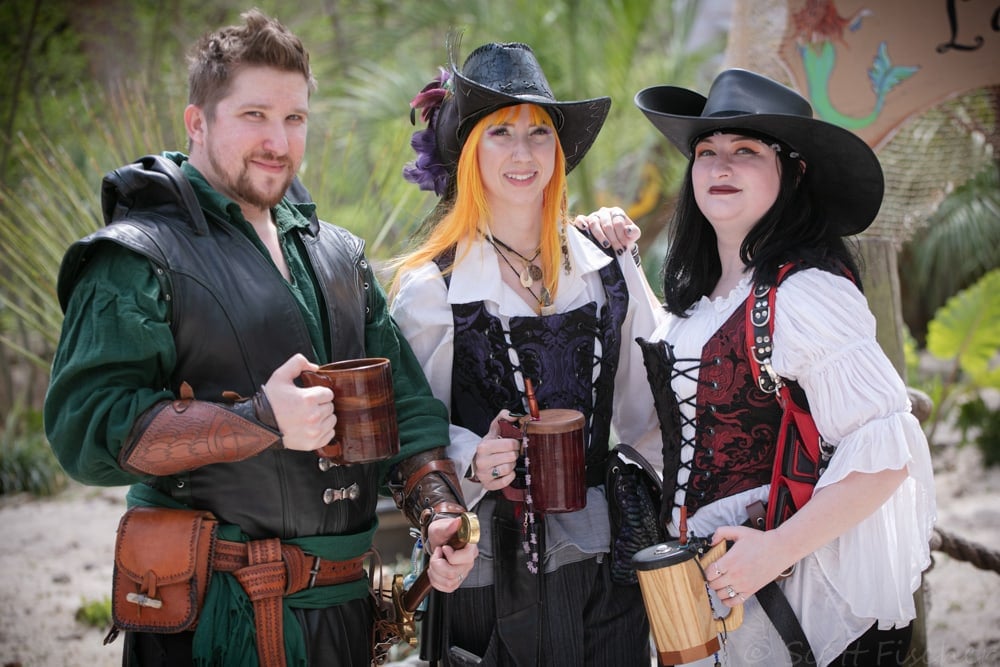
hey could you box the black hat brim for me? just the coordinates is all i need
[635,85,883,236]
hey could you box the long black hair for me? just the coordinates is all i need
[660,135,862,317]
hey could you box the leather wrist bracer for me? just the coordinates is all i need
[119,382,282,476]
[388,447,466,529]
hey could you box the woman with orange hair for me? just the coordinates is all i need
[391,41,664,666]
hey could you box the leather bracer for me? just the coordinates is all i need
[119,382,282,476]
[388,447,466,530]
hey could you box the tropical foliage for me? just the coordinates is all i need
[0,0,721,492]
[2,0,998,495]
[899,162,1000,341]
[922,269,1000,442]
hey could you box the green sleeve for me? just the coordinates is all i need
[363,276,450,466]
[44,243,175,486]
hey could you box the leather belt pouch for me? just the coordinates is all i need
[111,506,218,633]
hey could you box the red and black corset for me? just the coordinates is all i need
[640,306,782,523]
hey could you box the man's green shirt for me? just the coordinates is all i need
[45,154,448,487]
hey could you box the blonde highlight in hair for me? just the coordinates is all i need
[391,103,569,301]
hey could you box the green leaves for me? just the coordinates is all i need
[911,165,1000,312]
[927,268,1000,388]
[0,0,716,415]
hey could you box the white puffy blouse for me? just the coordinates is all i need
[391,225,665,584]
[649,268,936,666]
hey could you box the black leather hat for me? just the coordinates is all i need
[438,42,611,174]
[635,69,883,236]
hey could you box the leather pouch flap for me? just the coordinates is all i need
[111,506,217,633]
[116,507,214,585]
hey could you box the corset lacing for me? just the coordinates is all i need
[664,343,721,513]
[499,319,603,429]
[498,317,603,574]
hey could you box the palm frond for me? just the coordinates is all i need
[913,165,1000,304]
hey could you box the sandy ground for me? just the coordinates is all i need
[1,443,998,667]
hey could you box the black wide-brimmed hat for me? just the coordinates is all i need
[404,41,611,196]
[635,69,883,236]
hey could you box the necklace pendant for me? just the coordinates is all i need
[520,267,534,288]
[539,286,555,316]
[527,264,542,282]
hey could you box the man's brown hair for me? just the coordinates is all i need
[187,8,316,118]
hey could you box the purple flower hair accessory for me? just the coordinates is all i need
[403,67,453,196]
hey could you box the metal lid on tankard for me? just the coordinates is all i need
[631,540,696,571]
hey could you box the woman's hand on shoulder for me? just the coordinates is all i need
[572,206,640,256]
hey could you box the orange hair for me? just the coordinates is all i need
[391,104,568,300]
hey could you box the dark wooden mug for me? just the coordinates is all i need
[524,408,587,513]
[299,357,399,464]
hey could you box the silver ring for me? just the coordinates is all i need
[714,565,723,577]
[491,466,500,479]
[726,585,737,599]
[612,212,626,222]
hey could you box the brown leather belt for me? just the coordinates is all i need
[212,538,366,667]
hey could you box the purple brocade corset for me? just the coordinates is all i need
[441,244,629,479]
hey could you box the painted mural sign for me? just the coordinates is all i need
[778,0,1000,149]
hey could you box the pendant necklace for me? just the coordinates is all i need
[490,235,542,288]
[488,235,553,314]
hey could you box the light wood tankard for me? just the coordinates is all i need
[632,539,744,664]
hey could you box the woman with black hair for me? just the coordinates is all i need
[597,69,936,666]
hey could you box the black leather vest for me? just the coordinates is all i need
[59,155,380,539]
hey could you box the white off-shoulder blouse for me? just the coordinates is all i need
[648,268,936,666]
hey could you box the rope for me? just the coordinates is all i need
[931,526,1000,575]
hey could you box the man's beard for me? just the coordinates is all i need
[208,148,294,211]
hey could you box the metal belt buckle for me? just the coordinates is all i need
[308,555,322,588]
